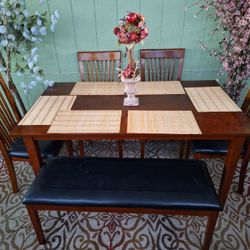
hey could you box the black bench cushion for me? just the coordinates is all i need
[8,138,63,159]
[192,140,229,155]
[23,157,221,211]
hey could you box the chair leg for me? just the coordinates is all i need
[0,141,18,193]
[64,141,73,157]
[179,141,185,159]
[118,141,123,158]
[184,141,191,159]
[27,205,45,244]
[238,145,250,194]
[5,156,18,193]
[202,212,219,250]
[78,140,84,157]
[179,140,191,159]
[141,141,145,159]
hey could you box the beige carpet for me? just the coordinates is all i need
[0,141,249,250]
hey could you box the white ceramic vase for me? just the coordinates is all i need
[121,75,141,106]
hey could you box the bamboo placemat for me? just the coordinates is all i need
[19,96,76,125]
[70,81,185,95]
[70,82,123,95]
[137,81,185,95]
[48,110,121,133]
[185,87,242,112]
[127,110,201,134]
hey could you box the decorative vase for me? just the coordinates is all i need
[113,12,149,106]
[121,75,141,106]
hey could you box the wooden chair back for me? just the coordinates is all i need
[0,75,21,149]
[77,51,121,82]
[241,89,250,118]
[140,48,185,81]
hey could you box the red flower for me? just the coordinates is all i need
[126,12,138,24]
[113,12,149,45]
[113,27,120,35]
[129,32,138,42]
[118,31,130,44]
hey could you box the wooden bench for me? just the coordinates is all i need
[23,157,222,250]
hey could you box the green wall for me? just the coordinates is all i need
[20,0,222,108]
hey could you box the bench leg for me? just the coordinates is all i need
[27,205,45,244]
[203,212,219,250]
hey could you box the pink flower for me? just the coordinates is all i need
[195,0,249,102]
[122,66,135,78]
[138,21,144,28]
[140,29,148,39]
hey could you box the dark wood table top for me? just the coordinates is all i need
[11,80,250,140]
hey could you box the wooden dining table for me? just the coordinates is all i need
[11,80,250,208]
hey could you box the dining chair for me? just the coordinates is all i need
[77,50,121,82]
[191,89,250,194]
[77,51,123,157]
[0,75,69,193]
[140,48,186,158]
[140,48,185,81]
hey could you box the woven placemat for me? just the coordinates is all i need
[127,110,201,134]
[48,110,121,133]
[70,81,184,95]
[185,86,242,112]
[70,82,123,95]
[19,96,76,125]
[137,81,185,95]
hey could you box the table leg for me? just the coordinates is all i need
[218,136,245,206]
[24,137,42,176]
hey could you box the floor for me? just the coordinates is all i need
[0,140,249,250]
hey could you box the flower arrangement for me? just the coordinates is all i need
[113,12,148,79]
[193,0,250,103]
[0,0,59,113]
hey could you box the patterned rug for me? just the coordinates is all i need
[0,140,249,250]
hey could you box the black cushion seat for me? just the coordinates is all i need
[23,157,221,211]
[8,138,63,159]
[192,140,229,155]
